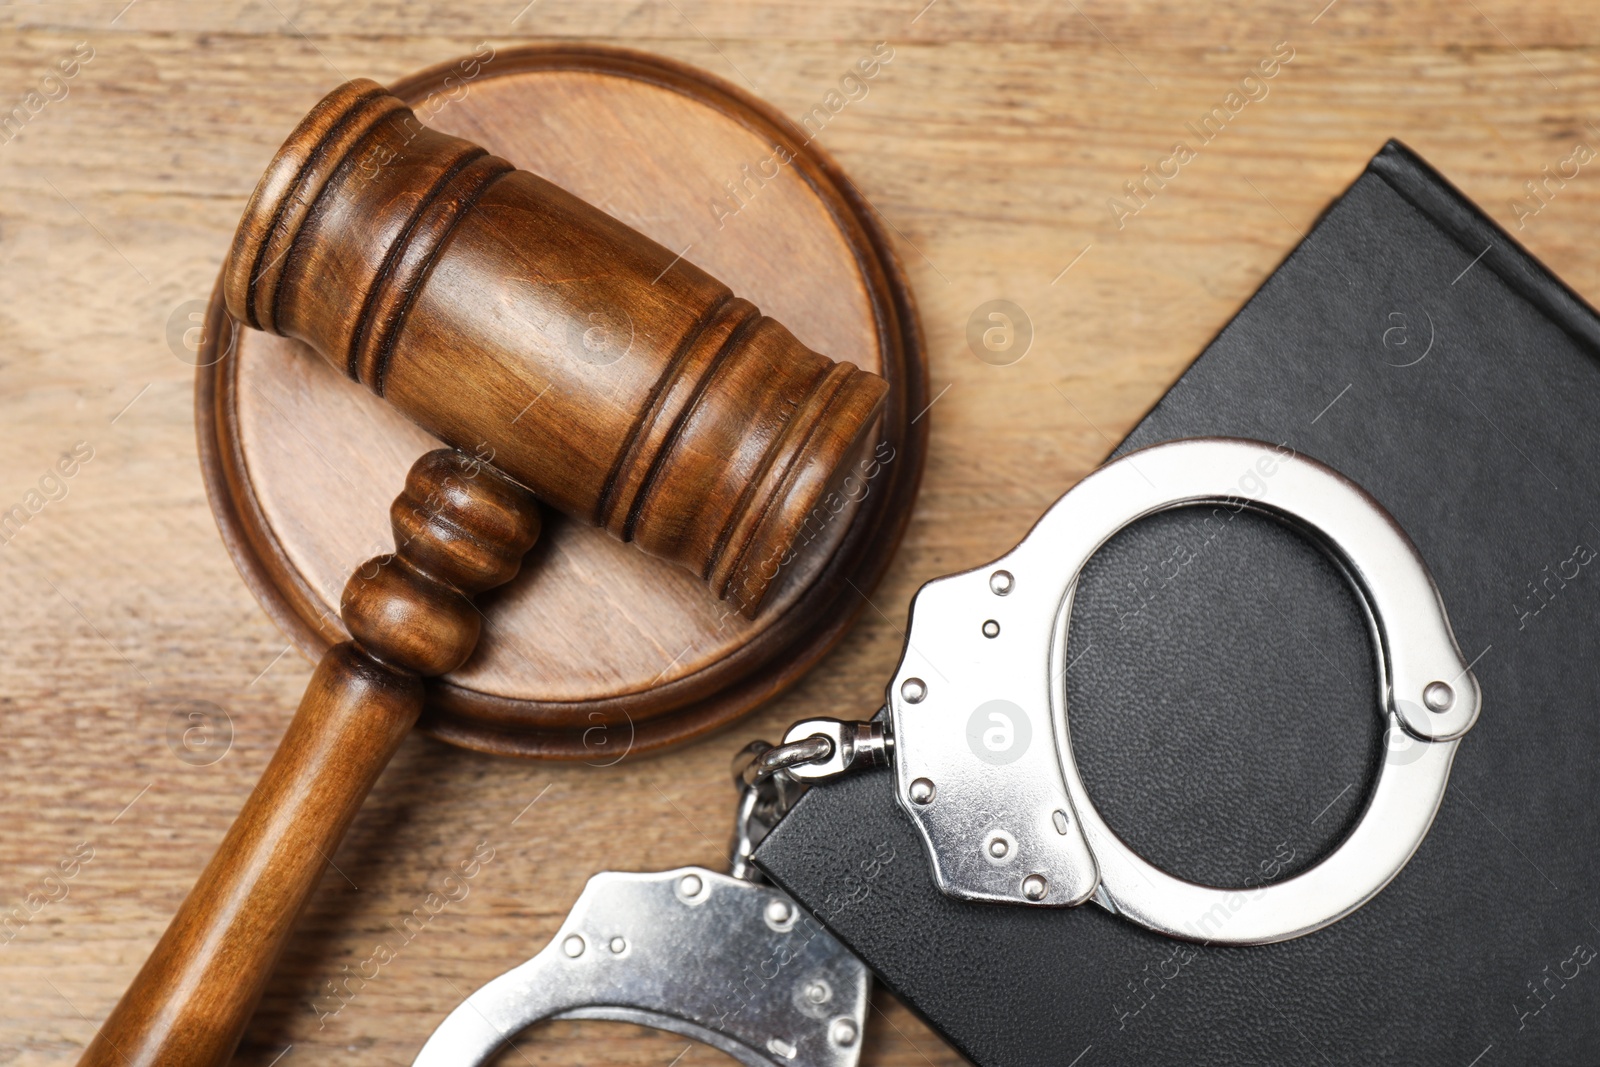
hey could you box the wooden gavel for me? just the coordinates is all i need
[83,78,887,1066]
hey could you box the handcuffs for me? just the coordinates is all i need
[417,438,1481,1063]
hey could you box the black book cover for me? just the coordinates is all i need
[754,141,1600,1066]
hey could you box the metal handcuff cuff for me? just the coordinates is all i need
[418,438,1481,1064]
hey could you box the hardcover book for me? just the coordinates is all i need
[755,141,1600,1067]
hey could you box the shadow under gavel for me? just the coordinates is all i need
[82,78,888,1067]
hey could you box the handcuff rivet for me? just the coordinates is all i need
[982,619,1001,638]
[989,570,1014,595]
[988,837,1009,859]
[804,980,832,1004]
[1423,680,1454,712]
[831,1018,860,1047]
[909,778,936,804]
[679,873,704,898]
[764,898,793,925]
[562,934,585,958]
[608,936,626,953]
[901,677,927,704]
[1021,874,1048,901]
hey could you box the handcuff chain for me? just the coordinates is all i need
[728,715,893,881]
[739,734,837,788]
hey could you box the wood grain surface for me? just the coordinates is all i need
[6,2,1600,1065]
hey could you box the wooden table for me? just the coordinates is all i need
[3,2,1598,1063]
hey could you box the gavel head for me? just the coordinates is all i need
[222,78,888,617]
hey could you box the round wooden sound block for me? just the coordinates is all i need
[196,45,927,759]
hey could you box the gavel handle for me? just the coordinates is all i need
[80,450,541,1067]
[81,646,420,1065]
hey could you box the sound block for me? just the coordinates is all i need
[195,44,927,759]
